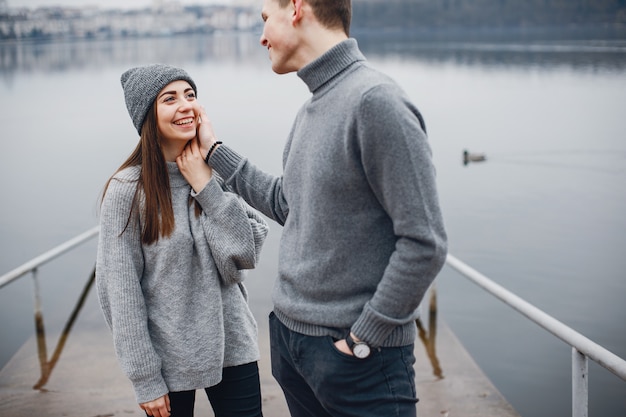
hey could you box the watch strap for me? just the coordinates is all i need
[345,333,358,349]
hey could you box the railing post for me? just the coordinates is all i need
[31,268,50,381]
[572,347,588,417]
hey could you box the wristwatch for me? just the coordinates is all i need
[345,333,371,359]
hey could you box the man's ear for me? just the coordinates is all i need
[292,0,304,24]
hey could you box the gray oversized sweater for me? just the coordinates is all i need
[96,162,268,404]
[209,38,447,348]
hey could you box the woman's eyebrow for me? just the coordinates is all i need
[158,88,194,99]
[158,90,176,99]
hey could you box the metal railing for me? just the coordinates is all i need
[0,226,100,390]
[0,226,100,290]
[1,227,625,416]
[445,254,626,417]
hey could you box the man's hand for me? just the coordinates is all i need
[334,332,359,356]
[140,393,171,417]
[195,105,219,159]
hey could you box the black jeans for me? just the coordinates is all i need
[166,362,263,417]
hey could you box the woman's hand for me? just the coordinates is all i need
[195,105,220,159]
[177,137,213,193]
[140,394,171,417]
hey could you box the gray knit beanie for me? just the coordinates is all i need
[121,64,198,135]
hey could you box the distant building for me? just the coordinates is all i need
[0,3,259,40]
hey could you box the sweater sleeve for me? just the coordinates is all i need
[192,177,269,285]
[208,145,290,226]
[351,83,448,347]
[96,173,169,403]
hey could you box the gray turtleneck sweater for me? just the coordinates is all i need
[96,162,268,404]
[209,38,447,348]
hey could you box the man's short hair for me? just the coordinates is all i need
[277,0,351,35]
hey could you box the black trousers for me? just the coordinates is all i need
[166,362,263,417]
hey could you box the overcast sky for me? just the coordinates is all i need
[8,0,236,10]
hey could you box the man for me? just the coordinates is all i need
[197,0,447,416]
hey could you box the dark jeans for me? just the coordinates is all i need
[165,362,263,417]
[269,312,418,417]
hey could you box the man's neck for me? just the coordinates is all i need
[297,23,348,70]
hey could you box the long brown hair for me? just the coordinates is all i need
[101,102,175,245]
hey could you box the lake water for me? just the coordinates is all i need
[1,31,625,416]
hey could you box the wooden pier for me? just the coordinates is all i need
[0,289,519,417]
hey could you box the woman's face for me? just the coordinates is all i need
[156,80,197,146]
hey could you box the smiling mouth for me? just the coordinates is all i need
[174,118,194,126]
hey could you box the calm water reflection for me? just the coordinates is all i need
[2,32,626,77]
[0,32,625,417]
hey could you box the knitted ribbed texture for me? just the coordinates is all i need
[121,64,198,134]
[209,38,447,349]
[96,162,268,403]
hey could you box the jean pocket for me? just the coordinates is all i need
[325,335,367,362]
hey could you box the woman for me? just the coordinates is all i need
[96,64,268,417]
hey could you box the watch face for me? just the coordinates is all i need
[353,342,371,359]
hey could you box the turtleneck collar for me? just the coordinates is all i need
[166,161,188,188]
[297,38,366,94]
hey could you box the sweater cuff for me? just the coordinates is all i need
[132,373,169,405]
[351,301,416,348]
[209,145,245,181]
[192,176,225,211]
